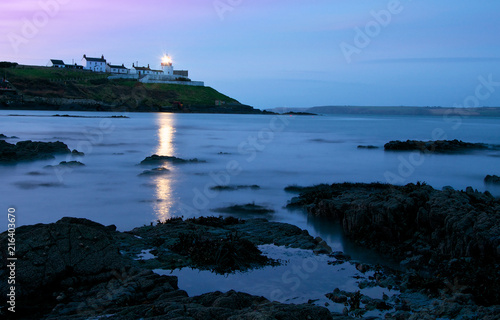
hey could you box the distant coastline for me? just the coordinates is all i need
[269,105,500,117]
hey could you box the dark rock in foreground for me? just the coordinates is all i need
[119,216,332,272]
[288,182,500,306]
[384,139,490,152]
[485,174,500,184]
[0,140,77,162]
[140,154,206,165]
[0,217,333,319]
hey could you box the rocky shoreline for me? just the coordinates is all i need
[1,190,500,319]
[287,182,500,317]
[0,217,336,319]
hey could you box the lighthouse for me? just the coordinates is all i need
[161,55,174,76]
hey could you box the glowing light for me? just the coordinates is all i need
[161,54,173,65]
[152,115,176,222]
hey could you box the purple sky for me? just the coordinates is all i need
[1,0,500,109]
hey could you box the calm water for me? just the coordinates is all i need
[1,110,499,311]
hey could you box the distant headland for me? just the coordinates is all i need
[269,105,500,117]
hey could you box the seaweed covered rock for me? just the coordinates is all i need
[484,174,500,184]
[140,154,205,165]
[0,217,334,319]
[384,139,489,152]
[288,182,500,305]
[118,216,331,272]
[0,140,75,162]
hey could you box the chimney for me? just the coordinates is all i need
[101,55,104,59]
[147,64,150,68]
[83,54,86,58]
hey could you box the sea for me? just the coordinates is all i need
[1,110,499,315]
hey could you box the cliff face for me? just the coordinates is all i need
[0,65,265,114]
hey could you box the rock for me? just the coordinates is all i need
[384,139,490,153]
[140,154,205,165]
[0,134,18,140]
[0,217,334,319]
[288,182,500,306]
[45,161,85,168]
[357,145,379,149]
[71,149,84,156]
[484,175,500,184]
[138,167,170,176]
[119,217,324,273]
[0,140,78,162]
[212,203,275,215]
[210,184,261,191]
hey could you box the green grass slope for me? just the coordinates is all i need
[1,64,262,113]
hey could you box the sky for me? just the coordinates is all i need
[1,0,500,110]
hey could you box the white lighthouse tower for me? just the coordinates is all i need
[161,55,174,76]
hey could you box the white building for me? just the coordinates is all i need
[131,64,162,76]
[161,55,173,76]
[106,63,129,74]
[82,54,107,72]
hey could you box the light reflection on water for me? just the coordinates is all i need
[153,115,176,221]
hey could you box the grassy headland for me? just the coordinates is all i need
[0,64,265,114]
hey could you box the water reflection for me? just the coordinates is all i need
[153,115,176,222]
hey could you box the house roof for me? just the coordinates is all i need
[50,59,65,65]
[107,64,128,70]
[133,66,151,71]
[84,56,106,63]
[151,69,163,73]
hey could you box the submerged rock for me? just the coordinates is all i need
[0,140,78,162]
[357,145,379,149]
[384,139,490,152]
[138,167,170,176]
[140,154,206,165]
[45,161,85,168]
[210,184,261,191]
[212,203,275,215]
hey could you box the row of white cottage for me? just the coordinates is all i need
[48,55,188,78]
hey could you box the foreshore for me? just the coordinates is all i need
[1,183,499,320]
